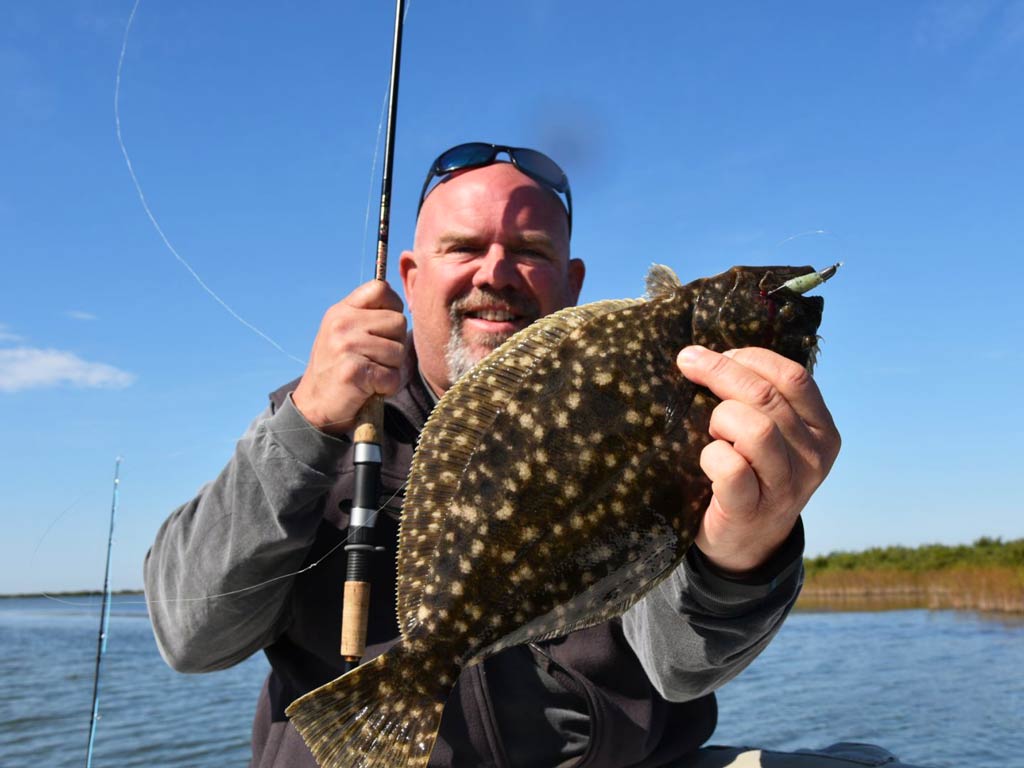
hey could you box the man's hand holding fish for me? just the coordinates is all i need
[678,344,841,576]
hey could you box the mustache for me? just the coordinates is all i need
[448,288,540,320]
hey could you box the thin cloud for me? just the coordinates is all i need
[0,347,135,393]
[66,310,97,321]
[915,0,998,51]
[0,324,23,343]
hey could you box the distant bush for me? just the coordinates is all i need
[804,537,1024,575]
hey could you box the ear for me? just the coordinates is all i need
[567,258,585,304]
[398,249,417,311]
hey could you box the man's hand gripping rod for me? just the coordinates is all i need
[342,0,406,673]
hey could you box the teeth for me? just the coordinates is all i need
[470,310,515,321]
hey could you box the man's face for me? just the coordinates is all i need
[400,163,585,395]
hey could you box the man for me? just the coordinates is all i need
[146,143,841,767]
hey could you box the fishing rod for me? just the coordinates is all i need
[342,0,406,673]
[85,457,122,768]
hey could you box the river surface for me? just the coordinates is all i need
[1,596,1021,767]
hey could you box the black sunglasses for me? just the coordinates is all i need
[418,142,573,234]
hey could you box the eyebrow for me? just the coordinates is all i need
[436,232,558,251]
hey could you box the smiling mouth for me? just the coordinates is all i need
[462,308,523,323]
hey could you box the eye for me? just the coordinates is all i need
[445,243,486,259]
[514,247,554,263]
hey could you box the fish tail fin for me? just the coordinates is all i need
[285,642,450,768]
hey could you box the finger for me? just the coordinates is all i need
[699,439,760,517]
[678,346,794,420]
[338,351,403,399]
[708,399,795,498]
[720,347,834,433]
[345,279,406,312]
[368,334,407,370]
[357,308,408,343]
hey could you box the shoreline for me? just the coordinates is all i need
[799,566,1024,614]
[0,589,145,599]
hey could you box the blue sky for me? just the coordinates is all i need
[2,0,1022,593]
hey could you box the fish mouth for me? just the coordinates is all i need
[760,275,825,370]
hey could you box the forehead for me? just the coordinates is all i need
[415,163,569,249]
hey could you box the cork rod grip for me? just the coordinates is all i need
[353,395,383,445]
[341,581,371,659]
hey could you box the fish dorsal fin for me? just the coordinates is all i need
[645,264,682,299]
[396,297,643,638]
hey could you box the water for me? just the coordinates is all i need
[1,598,1021,768]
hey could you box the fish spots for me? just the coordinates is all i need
[510,563,535,584]
[594,371,613,386]
[555,412,569,428]
[495,503,513,521]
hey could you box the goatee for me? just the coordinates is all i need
[445,288,539,384]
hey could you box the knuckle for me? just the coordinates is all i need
[749,414,778,445]
[370,364,401,397]
[746,378,779,410]
[780,361,813,391]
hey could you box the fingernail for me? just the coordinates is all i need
[677,346,706,366]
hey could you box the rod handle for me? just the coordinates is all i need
[353,395,383,445]
[341,580,371,659]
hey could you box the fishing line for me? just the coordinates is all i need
[95,482,408,607]
[360,93,388,285]
[104,0,416,608]
[115,0,305,367]
[775,229,831,248]
[31,496,84,561]
[360,0,414,284]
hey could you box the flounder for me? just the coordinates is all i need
[286,263,834,768]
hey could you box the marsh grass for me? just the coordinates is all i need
[799,538,1024,613]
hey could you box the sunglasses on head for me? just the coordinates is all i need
[418,142,573,235]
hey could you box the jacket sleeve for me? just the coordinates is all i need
[143,394,350,673]
[621,519,804,702]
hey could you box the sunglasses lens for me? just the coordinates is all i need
[512,149,568,191]
[436,142,497,174]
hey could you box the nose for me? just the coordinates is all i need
[471,245,522,292]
